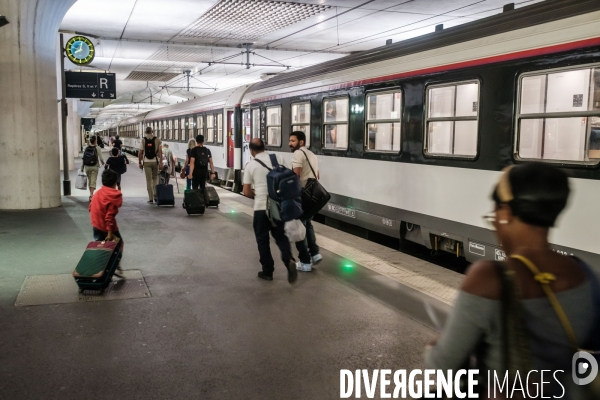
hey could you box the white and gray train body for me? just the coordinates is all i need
[102,0,600,269]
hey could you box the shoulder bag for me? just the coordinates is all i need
[299,149,330,220]
[511,255,600,399]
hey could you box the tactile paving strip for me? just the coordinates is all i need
[217,191,459,305]
[15,270,151,307]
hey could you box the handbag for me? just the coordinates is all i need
[175,162,182,173]
[75,167,88,190]
[299,149,330,220]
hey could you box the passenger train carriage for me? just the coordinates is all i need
[98,0,600,268]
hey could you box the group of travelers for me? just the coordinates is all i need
[242,131,322,283]
[82,134,128,200]
[82,128,599,398]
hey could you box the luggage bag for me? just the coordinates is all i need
[209,171,220,186]
[204,186,220,208]
[183,189,205,215]
[73,239,121,294]
[156,184,175,206]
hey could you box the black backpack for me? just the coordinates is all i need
[194,147,210,168]
[82,146,98,166]
[144,137,157,159]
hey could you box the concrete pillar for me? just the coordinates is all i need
[0,0,77,210]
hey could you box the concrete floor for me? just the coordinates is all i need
[0,156,442,400]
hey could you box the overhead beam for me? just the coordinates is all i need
[57,31,350,55]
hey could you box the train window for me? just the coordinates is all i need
[207,114,215,143]
[174,119,180,141]
[217,113,223,144]
[366,91,402,152]
[251,108,260,139]
[323,97,349,150]
[180,117,186,142]
[291,102,311,147]
[196,115,204,138]
[517,67,600,163]
[188,116,195,140]
[266,106,281,147]
[425,81,479,158]
[168,120,173,140]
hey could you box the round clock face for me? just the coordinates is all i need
[65,36,95,65]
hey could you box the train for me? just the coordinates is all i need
[97,0,600,268]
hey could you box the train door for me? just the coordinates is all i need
[242,109,251,168]
[227,111,234,168]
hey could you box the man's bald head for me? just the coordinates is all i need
[249,138,265,153]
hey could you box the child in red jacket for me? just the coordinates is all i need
[89,169,124,276]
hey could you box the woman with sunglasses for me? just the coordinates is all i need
[425,163,599,399]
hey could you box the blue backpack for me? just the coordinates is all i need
[255,154,303,222]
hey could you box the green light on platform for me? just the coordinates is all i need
[341,262,354,274]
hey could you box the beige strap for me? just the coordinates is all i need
[510,255,579,349]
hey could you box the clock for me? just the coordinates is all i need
[65,36,95,65]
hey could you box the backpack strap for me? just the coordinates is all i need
[300,149,317,179]
[268,154,279,168]
[511,254,579,349]
[254,158,272,171]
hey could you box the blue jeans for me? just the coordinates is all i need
[295,218,319,264]
[253,211,292,275]
[185,166,192,190]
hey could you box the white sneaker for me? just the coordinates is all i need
[296,261,312,272]
[312,254,323,264]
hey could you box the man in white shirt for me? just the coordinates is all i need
[289,131,323,272]
[242,138,298,283]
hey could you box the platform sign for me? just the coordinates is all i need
[81,118,95,131]
[65,72,116,99]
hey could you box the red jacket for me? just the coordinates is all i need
[89,186,122,232]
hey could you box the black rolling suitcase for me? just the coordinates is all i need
[73,239,121,294]
[156,184,175,206]
[204,186,220,208]
[183,189,205,215]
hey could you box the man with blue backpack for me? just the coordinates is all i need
[242,138,299,284]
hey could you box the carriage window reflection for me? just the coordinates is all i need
[291,102,311,147]
[517,67,600,163]
[207,114,215,143]
[366,91,402,152]
[266,106,282,147]
[425,81,479,158]
[323,98,349,150]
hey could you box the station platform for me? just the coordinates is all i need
[0,154,464,399]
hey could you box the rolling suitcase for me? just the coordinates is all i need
[156,184,175,206]
[73,239,121,294]
[204,186,220,208]
[183,189,205,215]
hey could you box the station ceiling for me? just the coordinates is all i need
[59,0,545,127]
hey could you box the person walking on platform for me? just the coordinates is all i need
[113,135,123,154]
[105,147,127,191]
[188,135,216,191]
[425,163,600,399]
[243,138,297,284]
[161,143,176,180]
[138,127,163,203]
[182,138,196,190]
[82,135,105,201]
[89,169,124,278]
[289,131,323,272]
